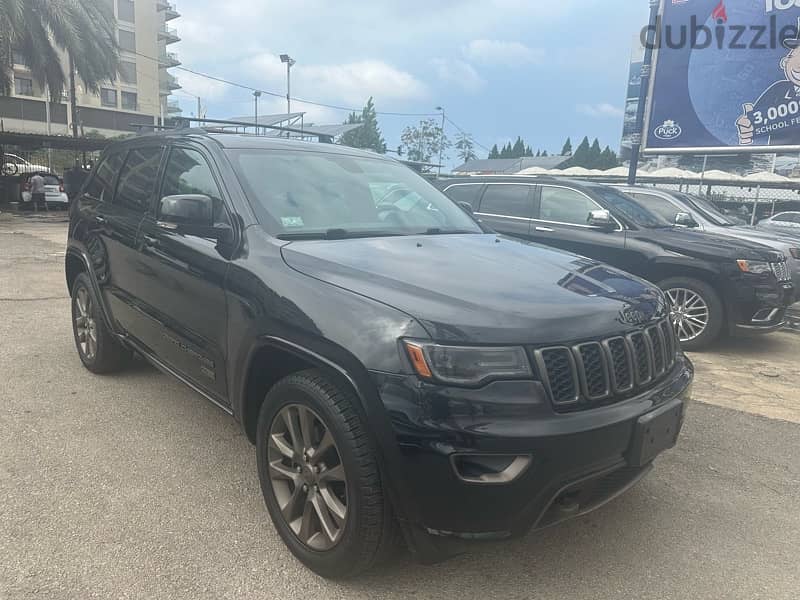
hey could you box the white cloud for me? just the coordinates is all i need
[431,59,486,93]
[577,103,624,118]
[463,39,544,65]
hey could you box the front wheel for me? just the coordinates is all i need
[658,277,724,351]
[256,370,397,578]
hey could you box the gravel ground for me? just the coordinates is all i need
[1,214,799,599]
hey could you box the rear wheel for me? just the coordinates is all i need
[71,273,131,373]
[658,277,724,350]
[256,369,397,578]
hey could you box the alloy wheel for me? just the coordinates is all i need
[666,287,709,343]
[74,286,98,360]
[268,404,348,551]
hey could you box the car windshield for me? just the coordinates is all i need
[674,192,742,226]
[227,149,482,238]
[591,185,673,228]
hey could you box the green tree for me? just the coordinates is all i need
[568,136,591,167]
[535,149,541,157]
[488,144,500,159]
[587,138,603,169]
[399,118,450,163]
[0,0,119,120]
[561,137,573,156]
[454,131,478,164]
[511,137,525,158]
[541,150,549,157]
[525,145,533,157]
[339,97,387,153]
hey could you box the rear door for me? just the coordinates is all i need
[529,184,631,269]
[134,145,232,401]
[101,146,165,336]
[440,182,485,212]
[474,183,534,238]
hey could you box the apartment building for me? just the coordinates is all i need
[0,0,182,137]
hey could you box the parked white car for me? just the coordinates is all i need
[21,173,69,208]
[1,153,51,176]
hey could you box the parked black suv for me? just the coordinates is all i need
[438,176,794,349]
[66,131,692,578]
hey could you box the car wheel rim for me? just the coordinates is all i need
[268,404,348,551]
[666,287,709,343]
[74,286,97,360]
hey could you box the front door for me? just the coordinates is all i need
[135,146,232,402]
[474,183,534,238]
[528,184,632,270]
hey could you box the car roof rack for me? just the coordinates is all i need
[130,117,335,143]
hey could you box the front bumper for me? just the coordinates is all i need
[726,275,794,335]
[370,355,693,553]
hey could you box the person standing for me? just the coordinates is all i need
[30,172,46,211]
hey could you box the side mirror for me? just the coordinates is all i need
[587,209,616,231]
[674,212,698,228]
[457,200,474,214]
[158,194,232,243]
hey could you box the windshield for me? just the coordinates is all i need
[227,149,482,238]
[590,185,673,228]
[674,192,742,226]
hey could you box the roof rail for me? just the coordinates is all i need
[131,116,336,143]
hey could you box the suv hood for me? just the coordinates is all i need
[628,227,783,262]
[281,234,668,345]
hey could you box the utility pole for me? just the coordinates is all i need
[280,54,296,137]
[44,83,52,171]
[627,0,660,185]
[436,106,446,177]
[69,56,79,139]
[197,97,202,120]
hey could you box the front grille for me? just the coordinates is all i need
[533,319,677,412]
[771,261,790,282]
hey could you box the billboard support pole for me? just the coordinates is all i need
[698,155,708,195]
[627,0,660,185]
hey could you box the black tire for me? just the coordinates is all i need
[658,276,724,351]
[70,272,131,373]
[256,369,397,578]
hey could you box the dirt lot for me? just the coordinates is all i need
[2,213,799,599]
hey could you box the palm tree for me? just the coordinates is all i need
[1,0,119,134]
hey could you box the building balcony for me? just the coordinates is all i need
[158,25,180,44]
[160,51,181,68]
[167,99,182,115]
[160,72,182,92]
[157,1,180,21]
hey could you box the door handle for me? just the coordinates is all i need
[535,226,554,232]
[143,235,161,249]
[94,215,106,225]
[156,221,178,231]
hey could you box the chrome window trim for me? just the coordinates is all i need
[536,184,624,231]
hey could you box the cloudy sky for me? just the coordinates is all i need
[170,0,648,165]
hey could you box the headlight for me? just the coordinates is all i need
[736,259,772,274]
[403,340,533,386]
[790,248,800,259]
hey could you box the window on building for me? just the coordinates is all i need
[118,29,136,52]
[115,147,164,212]
[119,61,137,84]
[100,88,118,107]
[118,0,135,23]
[121,91,138,111]
[538,186,603,226]
[14,77,34,96]
[11,50,29,66]
[479,184,533,218]
[161,148,230,225]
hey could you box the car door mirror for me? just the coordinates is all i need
[457,201,474,214]
[158,194,232,243]
[587,209,616,231]
[674,212,698,228]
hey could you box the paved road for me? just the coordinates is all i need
[2,215,799,599]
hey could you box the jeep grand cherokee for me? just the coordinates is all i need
[66,130,693,578]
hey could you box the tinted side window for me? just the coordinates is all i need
[84,153,125,202]
[443,184,483,210]
[161,147,230,225]
[775,213,800,223]
[115,147,163,213]
[479,184,532,218]
[627,193,680,222]
[539,186,601,226]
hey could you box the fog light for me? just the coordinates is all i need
[450,454,531,484]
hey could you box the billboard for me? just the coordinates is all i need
[620,39,645,161]
[644,0,800,153]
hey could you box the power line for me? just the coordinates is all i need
[131,50,439,117]
[445,116,492,154]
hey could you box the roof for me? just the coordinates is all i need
[226,113,306,127]
[452,155,570,174]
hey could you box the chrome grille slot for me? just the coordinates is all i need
[771,261,790,282]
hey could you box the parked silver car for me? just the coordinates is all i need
[618,186,800,297]
[757,212,800,234]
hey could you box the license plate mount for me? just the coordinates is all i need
[627,399,685,467]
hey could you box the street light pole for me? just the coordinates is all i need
[280,54,296,137]
[253,90,262,133]
[436,106,445,177]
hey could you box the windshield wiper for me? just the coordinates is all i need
[419,227,477,235]
[277,228,406,241]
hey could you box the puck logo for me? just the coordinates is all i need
[654,120,682,140]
